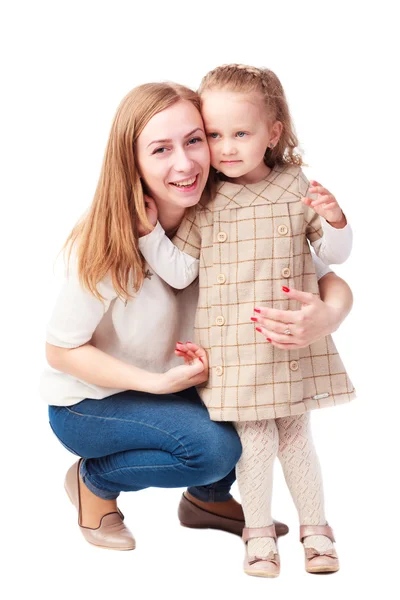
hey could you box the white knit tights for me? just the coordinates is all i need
[234,414,334,559]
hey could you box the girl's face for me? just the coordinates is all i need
[201,89,282,184]
[136,100,210,212]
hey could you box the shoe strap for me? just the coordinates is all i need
[300,524,335,543]
[242,525,277,543]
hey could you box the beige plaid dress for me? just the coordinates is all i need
[168,163,356,421]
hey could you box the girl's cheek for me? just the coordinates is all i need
[209,146,218,161]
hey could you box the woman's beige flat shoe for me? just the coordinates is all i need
[242,526,280,578]
[300,525,339,573]
[64,459,136,551]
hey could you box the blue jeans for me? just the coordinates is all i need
[48,387,241,501]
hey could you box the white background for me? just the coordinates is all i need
[1,1,399,598]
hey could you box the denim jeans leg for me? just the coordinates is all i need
[187,466,237,502]
[79,459,120,500]
[48,389,242,500]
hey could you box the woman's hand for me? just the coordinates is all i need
[302,180,347,228]
[138,195,158,237]
[152,342,209,394]
[252,285,345,350]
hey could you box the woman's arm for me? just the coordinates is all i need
[45,256,206,395]
[318,271,353,327]
[46,342,207,394]
[46,342,160,392]
[252,272,353,349]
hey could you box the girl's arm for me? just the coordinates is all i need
[139,221,199,289]
[310,217,353,265]
[303,181,353,265]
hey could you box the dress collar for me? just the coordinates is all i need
[200,164,304,212]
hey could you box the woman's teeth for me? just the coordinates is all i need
[171,176,196,188]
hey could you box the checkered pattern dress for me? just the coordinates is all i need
[172,164,355,421]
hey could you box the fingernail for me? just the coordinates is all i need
[186,341,192,343]
[198,357,204,364]
[176,341,183,345]
[282,286,290,293]
[256,327,262,333]
[250,317,258,322]
[267,338,272,342]
[254,308,261,313]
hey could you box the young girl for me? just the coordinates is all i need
[139,65,355,577]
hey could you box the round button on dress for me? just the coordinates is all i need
[277,224,288,236]
[217,232,228,242]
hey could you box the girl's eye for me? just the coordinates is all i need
[236,131,247,138]
[208,132,220,139]
[188,137,203,145]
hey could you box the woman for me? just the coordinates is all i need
[42,82,353,551]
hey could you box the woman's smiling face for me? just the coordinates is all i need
[136,100,210,212]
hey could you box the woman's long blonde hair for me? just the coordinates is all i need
[63,82,201,301]
[198,64,303,169]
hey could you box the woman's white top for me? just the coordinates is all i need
[40,251,332,406]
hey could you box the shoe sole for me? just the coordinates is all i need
[180,521,240,536]
[244,569,279,578]
[306,566,340,574]
[86,542,135,551]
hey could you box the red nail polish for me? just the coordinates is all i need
[254,308,261,313]
[282,286,290,293]
[267,338,272,342]
[176,341,183,345]
[256,327,262,333]
[199,357,204,364]
[251,317,258,322]
[186,341,192,343]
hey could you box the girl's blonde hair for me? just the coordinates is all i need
[198,64,302,168]
[63,82,201,301]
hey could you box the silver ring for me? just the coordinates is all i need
[284,328,292,336]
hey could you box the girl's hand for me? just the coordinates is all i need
[175,341,197,363]
[302,180,347,228]
[252,287,343,349]
[152,342,209,394]
[138,195,158,237]
[175,342,209,373]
